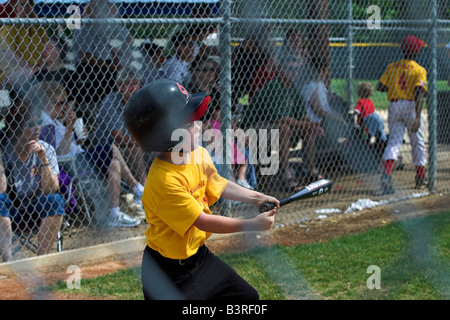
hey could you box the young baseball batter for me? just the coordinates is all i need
[123,78,279,300]
[376,35,427,194]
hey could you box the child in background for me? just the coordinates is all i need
[354,82,387,148]
[205,105,255,190]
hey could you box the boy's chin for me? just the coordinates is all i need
[174,144,199,153]
[191,139,201,150]
[188,145,200,152]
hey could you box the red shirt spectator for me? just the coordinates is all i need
[0,2,15,17]
[355,98,375,123]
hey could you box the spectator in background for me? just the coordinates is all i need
[71,0,135,107]
[164,24,217,61]
[185,55,220,98]
[186,23,219,58]
[301,59,347,144]
[163,3,217,59]
[0,150,11,262]
[248,52,278,102]
[10,35,77,100]
[0,0,47,88]
[0,91,64,260]
[204,105,256,190]
[35,82,143,227]
[446,42,450,87]
[281,29,309,66]
[241,56,324,191]
[231,25,274,105]
[139,41,165,85]
[160,31,196,83]
[354,81,387,148]
[186,55,257,190]
[96,66,147,186]
[33,36,77,101]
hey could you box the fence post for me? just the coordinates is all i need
[219,0,232,216]
[428,0,438,193]
[346,0,354,108]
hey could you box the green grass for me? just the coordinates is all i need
[331,79,450,111]
[237,79,449,111]
[49,211,450,300]
[51,267,143,300]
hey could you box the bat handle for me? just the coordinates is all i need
[259,202,276,213]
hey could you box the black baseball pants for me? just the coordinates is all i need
[141,245,259,300]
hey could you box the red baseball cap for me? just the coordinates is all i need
[401,35,424,55]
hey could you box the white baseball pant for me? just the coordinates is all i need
[383,100,427,167]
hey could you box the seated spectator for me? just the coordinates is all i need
[163,3,217,59]
[280,29,309,66]
[71,0,135,107]
[32,36,77,102]
[447,42,450,87]
[186,55,257,189]
[241,57,324,191]
[248,52,278,102]
[0,0,47,89]
[185,55,220,97]
[205,104,256,190]
[139,41,165,85]
[186,23,219,58]
[160,31,196,83]
[0,92,64,260]
[354,81,387,147]
[0,153,10,262]
[96,66,147,185]
[33,81,143,227]
[301,60,348,146]
[301,61,346,124]
[231,24,275,105]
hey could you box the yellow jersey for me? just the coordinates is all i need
[0,24,47,68]
[0,24,47,82]
[143,147,228,259]
[379,59,427,102]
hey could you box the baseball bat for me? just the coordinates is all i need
[259,179,333,213]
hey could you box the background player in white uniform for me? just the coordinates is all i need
[376,35,427,194]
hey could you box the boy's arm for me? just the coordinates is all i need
[377,65,390,92]
[220,180,279,207]
[411,86,426,133]
[193,180,280,234]
[0,151,6,194]
[376,81,388,92]
[194,209,277,233]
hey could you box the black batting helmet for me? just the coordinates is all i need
[124,78,211,152]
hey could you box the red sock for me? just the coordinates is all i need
[384,159,394,175]
[416,166,425,178]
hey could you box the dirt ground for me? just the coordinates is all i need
[1,191,449,300]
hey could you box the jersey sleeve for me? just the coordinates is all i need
[415,67,427,92]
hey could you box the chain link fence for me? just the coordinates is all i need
[0,0,449,263]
